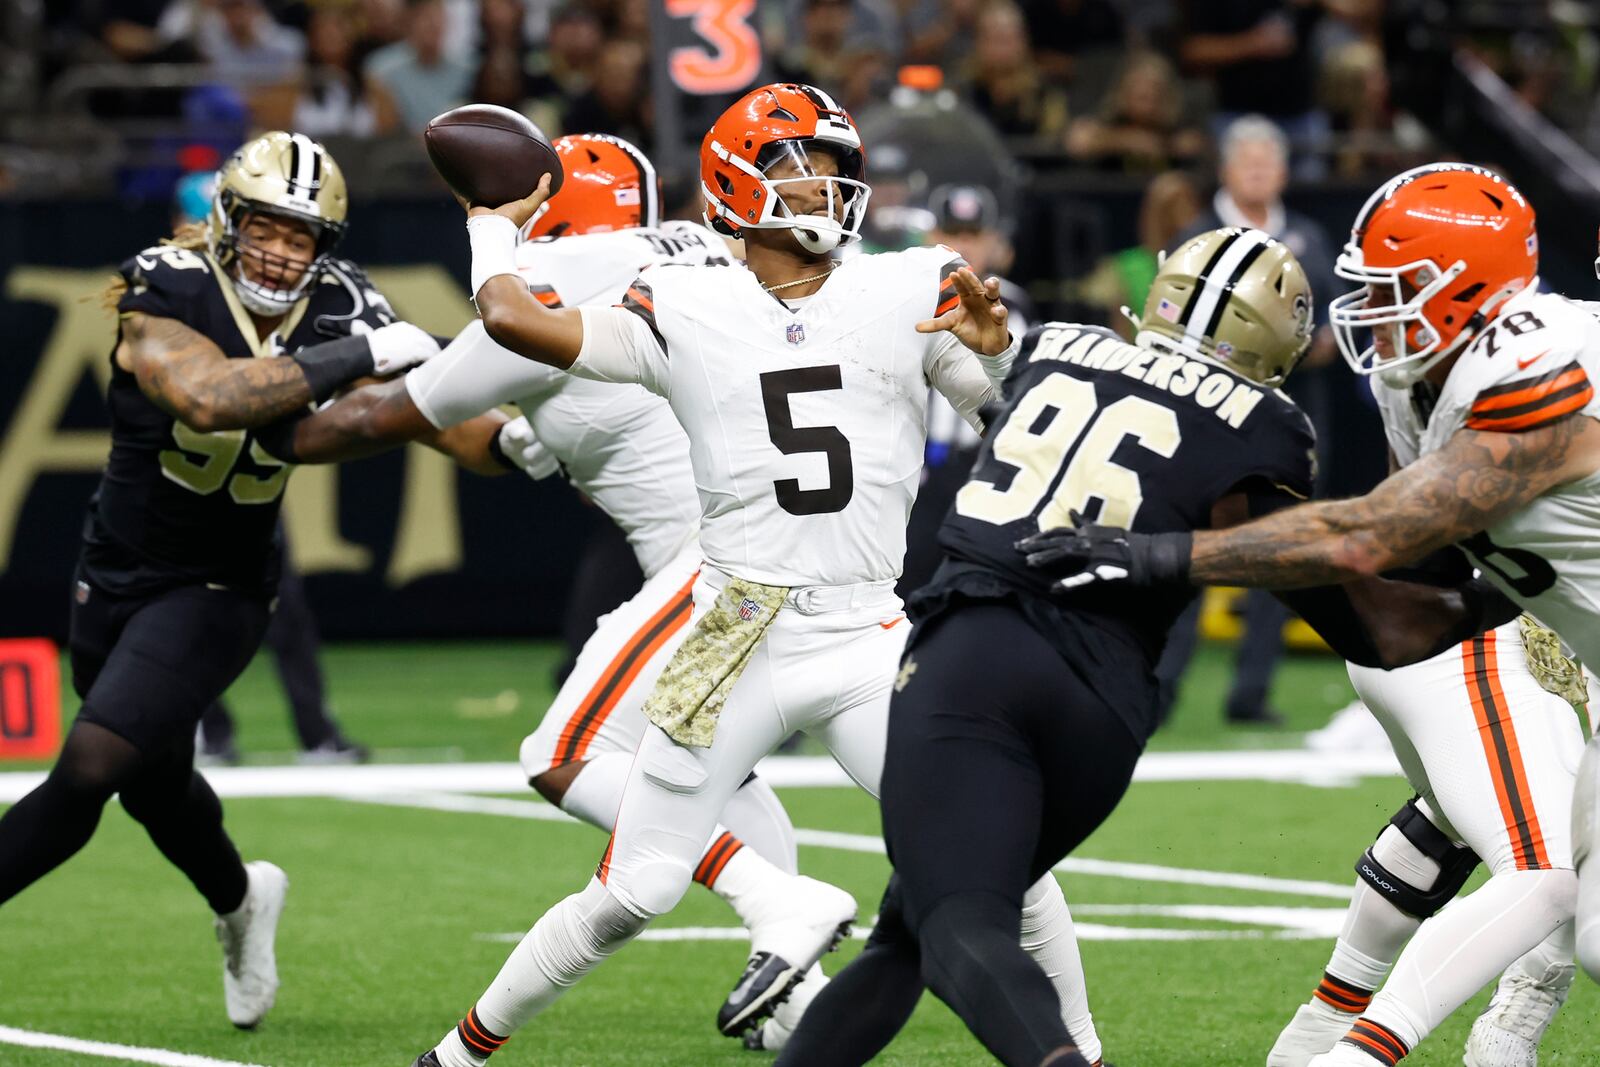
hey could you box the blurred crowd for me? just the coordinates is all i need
[30,0,1445,179]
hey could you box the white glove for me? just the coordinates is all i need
[367,321,441,375]
[497,416,560,480]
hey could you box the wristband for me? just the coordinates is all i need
[1145,531,1194,585]
[293,333,374,403]
[252,417,301,464]
[468,214,522,299]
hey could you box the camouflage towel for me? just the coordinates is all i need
[1520,614,1589,718]
[642,576,789,748]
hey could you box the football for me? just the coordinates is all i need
[423,104,565,208]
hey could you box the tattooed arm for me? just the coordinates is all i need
[1190,414,1600,587]
[261,376,511,476]
[117,312,323,432]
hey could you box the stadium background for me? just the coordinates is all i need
[7,0,1600,642]
[3,2,1600,1065]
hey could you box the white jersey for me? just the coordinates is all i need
[1372,286,1600,667]
[569,245,1012,587]
[406,224,729,577]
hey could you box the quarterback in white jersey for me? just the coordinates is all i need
[258,134,881,1040]
[414,83,1111,1067]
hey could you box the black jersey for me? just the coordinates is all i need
[83,243,395,598]
[915,323,1315,734]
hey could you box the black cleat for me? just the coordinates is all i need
[717,919,850,1038]
[410,1052,442,1067]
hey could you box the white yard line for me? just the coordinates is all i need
[0,1025,270,1067]
[475,900,1349,945]
[352,790,1353,901]
[0,748,1405,804]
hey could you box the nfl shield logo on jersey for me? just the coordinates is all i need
[786,323,805,345]
[738,597,764,622]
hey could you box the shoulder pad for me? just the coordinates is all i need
[117,244,216,319]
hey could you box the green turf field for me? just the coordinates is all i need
[2,641,1596,1066]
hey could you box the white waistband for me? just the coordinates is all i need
[699,564,900,616]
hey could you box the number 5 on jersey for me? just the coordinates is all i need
[958,372,1181,529]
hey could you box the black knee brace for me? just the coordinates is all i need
[1355,797,1480,919]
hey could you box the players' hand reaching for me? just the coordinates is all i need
[916,267,1012,356]
[1017,512,1194,590]
[463,172,555,230]
[366,322,442,376]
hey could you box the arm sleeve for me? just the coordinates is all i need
[405,319,564,429]
[570,304,670,396]
[924,330,1019,433]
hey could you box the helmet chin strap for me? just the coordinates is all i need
[791,224,843,255]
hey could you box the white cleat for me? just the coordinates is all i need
[742,965,829,1051]
[215,860,289,1029]
[1464,960,1575,1067]
[717,876,855,1037]
[1268,1001,1359,1067]
[1307,1045,1383,1067]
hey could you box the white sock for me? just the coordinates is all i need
[703,838,791,925]
[1364,868,1576,1052]
[558,751,632,831]
[1326,883,1419,994]
[717,774,798,873]
[434,876,645,1061]
[1020,876,1103,1064]
[432,1028,486,1067]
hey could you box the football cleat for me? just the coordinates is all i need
[215,860,289,1029]
[1267,1000,1359,1067]
[741,966,828,1051]
[718,876,855,1035]
[1464,960,1575,1067]
[410,1054,443,1067]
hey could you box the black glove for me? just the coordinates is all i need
[1016,512,1193,590]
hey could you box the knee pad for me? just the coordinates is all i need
[1356,798,1480,920]
[609,856,693,918]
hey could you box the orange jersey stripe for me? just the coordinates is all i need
[936,294,960,317]
[1470,366,1587,414]
[597,834,616,884]
[551,572,698,767]
[625,286,655,313]
[1467,385,1593,431]
[1463,633,1550,869]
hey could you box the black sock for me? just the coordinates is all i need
[775,906,925,1065]
[0,722,140,905]
[122,744,247,914]
[918,891,1085,1067]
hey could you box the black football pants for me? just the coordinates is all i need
[777,601,1144,1067]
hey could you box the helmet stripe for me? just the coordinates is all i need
[1199,240,1271,342]
[1184,228,1272,349]
[287,132,318,197]
[1176,231,1239,328]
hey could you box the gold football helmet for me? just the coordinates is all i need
[206,131,349,317]
[1136,227,1313,387]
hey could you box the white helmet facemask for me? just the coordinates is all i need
[1329,242,1466,389]
[716,139,871,255]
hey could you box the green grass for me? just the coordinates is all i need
[3,641,1595,1065]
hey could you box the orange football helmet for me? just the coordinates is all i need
[701,82,868,254]
[1332,163,1538,387]
[521,134,659,240]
